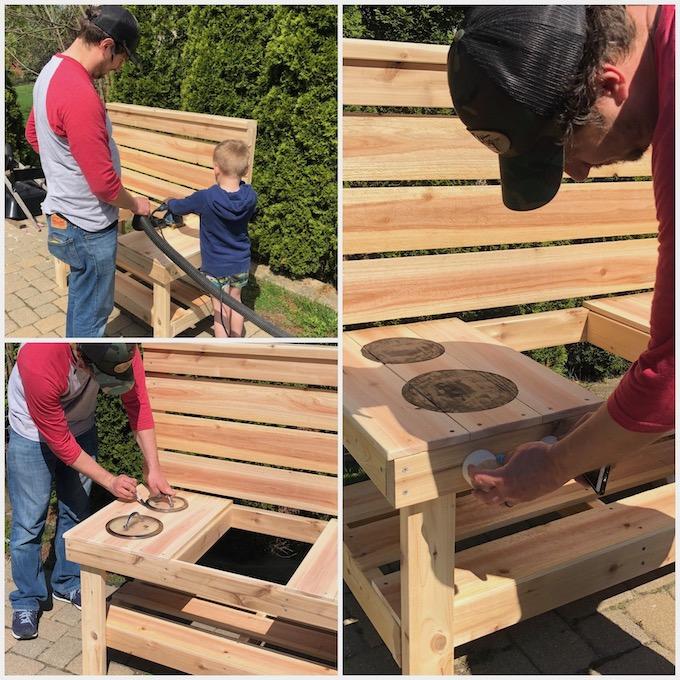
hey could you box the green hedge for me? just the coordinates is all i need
[5,70,35,165]
[111,5,337,283]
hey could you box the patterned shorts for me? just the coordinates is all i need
[205,271,249,291]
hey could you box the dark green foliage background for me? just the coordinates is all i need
[110,5,337,283]
[5,70,36,165]
[344,6,631,382]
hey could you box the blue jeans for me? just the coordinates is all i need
[46,215,118,337]
[7,426,98,612]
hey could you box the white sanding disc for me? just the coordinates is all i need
[542,435,558,445]
[462,449,497,487]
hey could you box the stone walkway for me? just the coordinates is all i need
[344,559,675,675]
[4,559,174,675]
[5,218,267,338]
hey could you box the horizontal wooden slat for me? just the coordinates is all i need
[345,62,451,108]
[154,412,337,474]
[113,125,216,167]
[344,182,656,254]
[584,291,653,333]
[469,307,589,351]
[106,605,335,675]
[142,344,338,386]
[113,582,336,663]
[345,436,675,570]
[119,146,215,191]
[230,506,327,543]
[147,375,338,431]
[114,272,178,327]
[108,103,255,142]
[344,38,450,64]
[375,484,674,646]
[344,115,652,181]
[159,450,338,515]
[121,167,193,202]
[344,239,658,324]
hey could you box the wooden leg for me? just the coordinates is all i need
[152,282,172,337]
[400,493,455,675]
[81,567,108,675]
[55,259,69,293]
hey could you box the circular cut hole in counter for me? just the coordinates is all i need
[361,337,445,364]
[402,369,519,413]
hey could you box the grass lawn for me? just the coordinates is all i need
[15,82,33,123]
[244,278,337,337]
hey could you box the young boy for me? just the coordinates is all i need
[165,140,257,337]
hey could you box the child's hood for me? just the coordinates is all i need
[207,182,257,220]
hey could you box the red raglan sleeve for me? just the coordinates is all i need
[47,61,123,203]
[25,109,39,153]
[120,347,155,431]
[18,345,84,465]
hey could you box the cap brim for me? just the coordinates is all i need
[92,364,135,392]
[124,46,140,66]
[499,144,564,211]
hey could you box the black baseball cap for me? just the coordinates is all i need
[91,6,140,65]
[448,7,588,211]
[78,343,136,395]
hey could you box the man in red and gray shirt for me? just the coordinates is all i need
[448,6,674,504]
[25,6,150,337]
[7,343,173,640]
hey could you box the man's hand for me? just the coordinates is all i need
[144,468,175,498]
[132,196,151,215]
[469,440,568,506]
[108,474,139,501]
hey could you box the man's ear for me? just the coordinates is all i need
[597,64,629,106]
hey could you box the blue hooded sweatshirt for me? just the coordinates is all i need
[166,182,257,277]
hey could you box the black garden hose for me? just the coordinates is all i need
[132,213,290,338]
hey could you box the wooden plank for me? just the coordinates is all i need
[108,103,254,141]
[122,167,195,202]
[119,146,215,191]
[400,493,455,674]
[288,520,338,599]
[584,291,653,333]
[115,272,174,327]
[343,542,402,664]
[344,480,394,527]
[81,567,107,675]
[344,115,652,182]
[344,38,450,64]
[147,375,338,431]
[142,344,338,386]
[344,62,451,108]
[112,581,336,663]
[345,436,675,570]
[154,412,337,473]
[469,307,589,351]
[586,312,651,362]
[230,506,327,543]
[173,506,233,564]
[152,282,172,337]
[106,606,335,675]
[113,125,216,167]
[344,183,656,254]
[159,450,338,515]
[344,239,658,324]
[67,541,337,631]
[379,484,675,646]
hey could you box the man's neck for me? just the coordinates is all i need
[61,39,99,78]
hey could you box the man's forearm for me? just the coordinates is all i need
[135,428,161,474]
[552,403,667,481]
[109,185,138,212]
[70,449,115,492]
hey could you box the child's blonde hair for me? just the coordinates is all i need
[213,139,250,178]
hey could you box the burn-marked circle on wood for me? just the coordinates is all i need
[105,514,163,539]
[402,369,519,412]
[361,337,445,364]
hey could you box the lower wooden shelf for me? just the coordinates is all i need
[344,442,675,670]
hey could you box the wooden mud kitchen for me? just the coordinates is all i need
[65,343,338,674]
[343,38,674,675]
